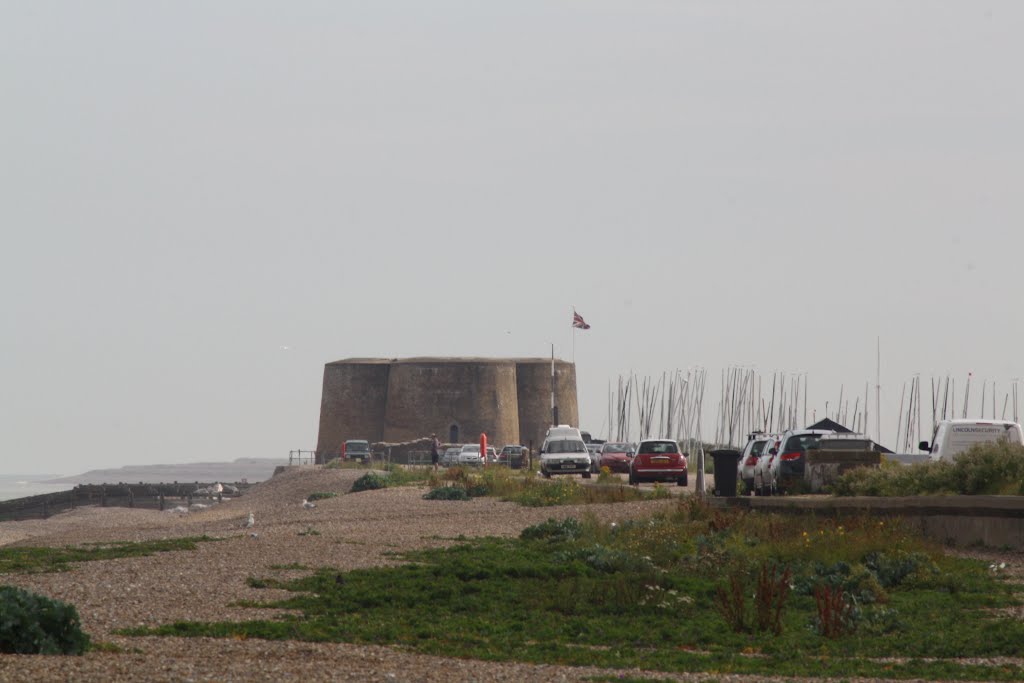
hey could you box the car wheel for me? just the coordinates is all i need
[582,471,591,479]
[542,469,551,479]
[628,470,637,485]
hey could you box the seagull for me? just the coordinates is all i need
[302,499,316,509]
[242,511,255,528]
[249,532,259,540]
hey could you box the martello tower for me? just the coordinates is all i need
[314,357,578,461]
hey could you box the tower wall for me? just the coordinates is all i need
[314,357,577,457]
[314,359,390,462]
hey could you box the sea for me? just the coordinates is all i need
[0,474,74,503]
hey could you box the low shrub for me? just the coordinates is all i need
[832,441,1024,496]
[307,492,337,502]
[423,486,470,501]
[350,473,389,493]
[520,517,583,542]
[0,585,91,654]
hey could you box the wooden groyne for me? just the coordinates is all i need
[0,482,252,522]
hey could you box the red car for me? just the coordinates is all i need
[599,442,633,473]
[628,439,687,486]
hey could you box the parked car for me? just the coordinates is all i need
[920,419,1024,462]
[767,429,836,493]
[586,443,603,473]
[737,434,770,495]
[497,445,528,469]
[599,442,633,473]
[540,430,592,479]
[343,440,371,462]
[753,436,780,496]
[441,447,461,467]
[628,439,687,486]
[457,444,484,466]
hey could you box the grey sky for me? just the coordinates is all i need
[3,2,1022,475]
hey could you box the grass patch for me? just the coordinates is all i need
[427,466,672,507]
[349,465,432,493]
[306,492,337,502]
[121,501,1024,679]
[0,536,219,574]
[832,441,1024,496]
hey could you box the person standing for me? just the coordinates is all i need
[430,433,441,470]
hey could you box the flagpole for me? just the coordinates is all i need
[571,305,575,365]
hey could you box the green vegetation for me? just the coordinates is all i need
[0,536,219,574]
[426,466,671,507]
[0,585,90,654]
[832,441,1024,496]
[423,486,471,501]
[324,458,375,470]
[349,464,433,493]
[306,492,338,502]
[122,500,1024,679]
[350,472,389,492]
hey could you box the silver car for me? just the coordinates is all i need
[457,444,484,466]
[441,447,461,467]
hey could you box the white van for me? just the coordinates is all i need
[540,425,592,479]
[919,419,1024,462]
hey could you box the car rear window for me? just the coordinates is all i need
[603,443,629,453]
[749,440,767,455]
[639,441,678,454]
[782,434,822,453]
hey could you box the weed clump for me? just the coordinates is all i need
[423,486,470,501]
[520,517,583,542]
[350,473,389,493]
[307,492,337,502]
[0,586,91,654]
[832,441,1024,496]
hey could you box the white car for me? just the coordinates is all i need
[737,434,770,495]
[586,443,603,473]
[540,435,592,479]
[457,444,484,466]
[753,435,780,496]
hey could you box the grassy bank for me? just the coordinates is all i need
[124,501,1024,679]
[0,536,220,574]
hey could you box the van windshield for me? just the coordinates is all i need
[547,440,587,454]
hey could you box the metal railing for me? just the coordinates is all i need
[289,450,316,466]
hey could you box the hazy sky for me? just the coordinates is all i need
[3,2,1023,475]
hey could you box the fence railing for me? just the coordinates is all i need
[289,450,317,466]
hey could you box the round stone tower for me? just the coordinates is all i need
[314,357,579,462]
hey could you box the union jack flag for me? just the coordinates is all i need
[572,310,591,330]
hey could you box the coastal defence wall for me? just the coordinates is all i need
[314,357,578,461]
